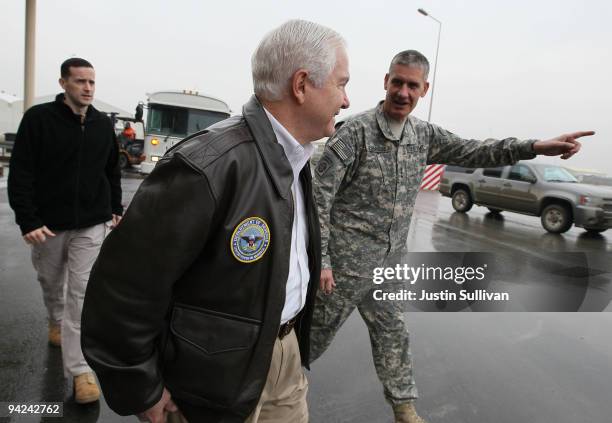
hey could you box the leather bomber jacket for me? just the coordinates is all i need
[81,96,321,422]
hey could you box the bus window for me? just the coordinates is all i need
[147,105,188,137]
[188,109,230,134]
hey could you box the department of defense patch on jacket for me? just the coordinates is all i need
[230,217,271,263]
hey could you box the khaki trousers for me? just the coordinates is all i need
[31,222,108,378]
[168,328,308,423]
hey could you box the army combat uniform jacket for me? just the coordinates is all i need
[314,101,537,278]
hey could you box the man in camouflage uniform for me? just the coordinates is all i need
[310,50,593,423]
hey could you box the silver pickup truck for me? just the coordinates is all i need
[439,162,612,234]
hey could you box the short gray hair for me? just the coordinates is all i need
[252,19,346,101]
[389,50,430,80]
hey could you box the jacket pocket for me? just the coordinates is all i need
[162,304,261,407]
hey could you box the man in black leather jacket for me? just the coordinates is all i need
[81,19,350,423]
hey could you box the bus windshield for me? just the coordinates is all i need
[147,104,229,137]
[188,109,229,134]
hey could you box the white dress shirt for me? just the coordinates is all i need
[264,109,315,324]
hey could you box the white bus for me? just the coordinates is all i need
[140,90,231,174]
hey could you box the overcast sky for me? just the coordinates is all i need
[1,0,610,173]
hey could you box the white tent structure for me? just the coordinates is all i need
[0,92,132,137]
[0,92,22,139]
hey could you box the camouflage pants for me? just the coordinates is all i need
[309,272,418,405]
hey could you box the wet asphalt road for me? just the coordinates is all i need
[1,172,611,423]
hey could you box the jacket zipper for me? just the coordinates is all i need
[75,120,84,226]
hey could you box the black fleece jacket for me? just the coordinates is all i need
[8,94,123,235]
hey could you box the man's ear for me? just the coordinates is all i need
[291,69,309,105]
[384,73,390,91]
[421,81,430,97]
[58,78,66,90]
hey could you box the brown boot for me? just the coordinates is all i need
[48,323,61,347]
[74,372,100,404]
[393,402,427,423]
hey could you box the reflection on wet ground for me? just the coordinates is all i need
[411,191,611,253]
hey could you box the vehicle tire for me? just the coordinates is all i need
[118,153,129,170]
[585,228,606,234]
[451,188,473,213]
[540,204,572,234]
[487,208,502,214]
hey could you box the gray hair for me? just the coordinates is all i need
[389,50,430,80]
[252,19,346,101]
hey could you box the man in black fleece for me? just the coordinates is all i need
[7,57,122,404]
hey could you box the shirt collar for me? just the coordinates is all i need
[264,108,314,172]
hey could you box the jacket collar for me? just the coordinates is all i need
[242,95,293,200]
[375,100,415,144]
[375,101,400,141]
[54,93,98,122]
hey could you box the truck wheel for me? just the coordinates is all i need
[452,189,473,213]
[119,153,129,170]
[541,204,572,233]
[487,208,502,214]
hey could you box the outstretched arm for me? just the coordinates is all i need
[427,122,594,167]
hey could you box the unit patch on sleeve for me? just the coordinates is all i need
[315,155,334,176]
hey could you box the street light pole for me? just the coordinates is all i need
[418,8,441,122]
[24,0,37,112]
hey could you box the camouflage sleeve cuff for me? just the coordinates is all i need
[321,254,332,270]
[519,139,538,160]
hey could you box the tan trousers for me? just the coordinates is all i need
[31,222,108,378]
[167,328,308,423]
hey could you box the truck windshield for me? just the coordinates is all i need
[542,167,578,183]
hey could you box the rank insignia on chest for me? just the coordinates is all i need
[230,217,271,263]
